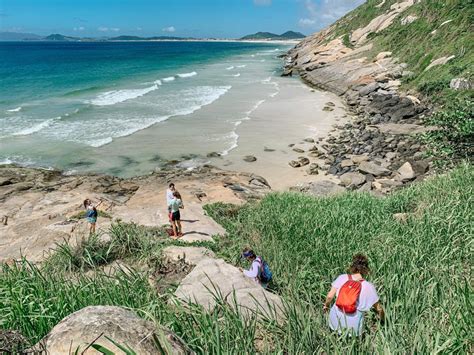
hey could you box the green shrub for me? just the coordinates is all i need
[422,98,474,164]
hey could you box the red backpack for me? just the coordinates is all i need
[335,274,364,314]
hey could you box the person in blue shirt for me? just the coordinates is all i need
[83,198,103,235]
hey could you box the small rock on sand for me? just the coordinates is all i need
[243,155,257,162]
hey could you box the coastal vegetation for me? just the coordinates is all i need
[1,164,472,353]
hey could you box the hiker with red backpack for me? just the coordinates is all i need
[323,253,384,336]
[240,248,273,289]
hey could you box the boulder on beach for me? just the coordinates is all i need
[358,161,391,177]
[243,155,257,162]
[340,172,366,187]
[32,306,190,354]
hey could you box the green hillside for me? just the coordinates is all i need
[328,0,473,103]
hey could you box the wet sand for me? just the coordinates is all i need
[210,78,348,190]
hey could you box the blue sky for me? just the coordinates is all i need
[0,0,365,38]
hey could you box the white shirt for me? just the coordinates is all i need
[166,189,175,205]
[329,274,379,335]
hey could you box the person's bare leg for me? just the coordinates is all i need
[172,221,178,238]
[177,220,182,236]
[91,223,96,235]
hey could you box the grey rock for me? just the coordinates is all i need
[358,82,379,96]
[303,138,315,143]
[292,148,305,153]
[307,163,319,175]
[289,160,301,168]
[243,155,257,162]
[340,172,366,187]
[206,152,221,158]
[173,258,283,320]
[306,180,345,196]
[298,157,310,166]
[33,306,190,355]
[395,162,416,182]
[450,78,473,90]
[358,161,391,177]
[340,159,354,168]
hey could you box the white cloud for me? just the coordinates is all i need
[136,27,142,31]
[254,0,272,5]
[299,0,365,29]
[162,26,176,33]
[73,26,85,31]
[299,18,316,27]
[97,26,119,32]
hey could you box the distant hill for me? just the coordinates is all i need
[0,32,43,41]
[44,34,80,41]
[240,31,305,40]
[109,35,187,41]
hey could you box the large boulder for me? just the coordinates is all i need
[358,161,391,177]
[395,162,416,182]
[340,172,366,188]
[173,258,283,320]
[33,306,191,354]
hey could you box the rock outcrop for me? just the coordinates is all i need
[0,165,271,263]
[32,306,191,354]
[173,258,283,320]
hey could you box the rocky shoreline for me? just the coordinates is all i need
[281,10,434,194]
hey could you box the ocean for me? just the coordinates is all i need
[0,41,291,176]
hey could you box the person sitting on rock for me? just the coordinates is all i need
[240,248,272,289]
[323,253,384,336]
[83,198,103,235]
[168,191,184,238]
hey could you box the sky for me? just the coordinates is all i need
[0,0,365,38]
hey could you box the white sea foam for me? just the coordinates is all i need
[236,65,247,68]
[154,80,162,85]
[232,73,241,77]
[162,76,175,82]
[7,106,22,113]
[89,84,159,106]
[220,131,239,156]
[12,117,60,136]
[260,59,266,62]
[177,71,197,78]
[87,137,114,147]
[226,66,235,70]
[247,100,265,115]
[76,85,232,148]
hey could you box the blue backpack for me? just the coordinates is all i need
[256,257,273,283]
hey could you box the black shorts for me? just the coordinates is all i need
[171,211,181,221]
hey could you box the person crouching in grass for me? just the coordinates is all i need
[168,191,183,238]
[323,253,384,336]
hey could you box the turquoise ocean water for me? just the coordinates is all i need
[0,41,290,175]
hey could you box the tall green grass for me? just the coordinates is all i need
[206,163,473,353]
[1,165,472,353]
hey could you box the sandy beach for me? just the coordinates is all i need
[210,77,348,190]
